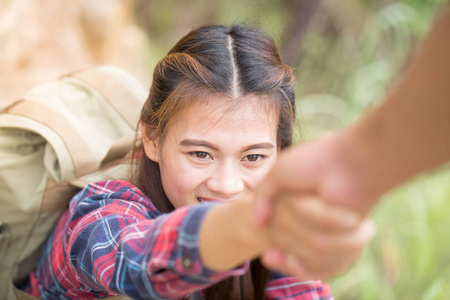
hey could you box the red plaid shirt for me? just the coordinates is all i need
[25,180,333,299]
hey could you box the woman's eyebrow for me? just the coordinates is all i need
[242,143,275,152]
[180,139,218,151]
[180,139,275,152]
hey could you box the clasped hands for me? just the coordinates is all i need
[251,136,377,281]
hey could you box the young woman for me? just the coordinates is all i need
[24,25,363,299]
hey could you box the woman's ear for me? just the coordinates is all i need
[141,124,160,162]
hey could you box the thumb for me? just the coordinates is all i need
[252,173,278,228]
[252,143,320,228]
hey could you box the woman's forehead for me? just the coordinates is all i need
[168,95,279,140]
[184,94,276,122]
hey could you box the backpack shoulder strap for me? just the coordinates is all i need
[2,100,98,177]
[70,66,145,128]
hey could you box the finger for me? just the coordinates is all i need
[298,219,376,274]
[262,250,327,281]
[260,248,285,272]
[301,247,367,280]
[279,249,361,281]
[268,196,314,253]
[267,195,342,257]
[261,249,307,278]
[270,216,375,273]
[328,219,376,252]
[289,196,361,232]
[262,246,357,281]
[268,194,357,251]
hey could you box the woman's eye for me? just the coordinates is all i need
[192,151,210,159]
[244,154,264,162]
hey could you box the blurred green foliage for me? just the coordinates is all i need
[331,169,450,299]
[140,1,449,298]
[297,0,447,138]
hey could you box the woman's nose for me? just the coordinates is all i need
[206,162,245,199]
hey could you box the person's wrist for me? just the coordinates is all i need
[335,123,384,213]
[199,195,270,271]
[237,194,271,254]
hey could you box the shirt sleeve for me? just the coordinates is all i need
[67,182,248,299]
[265,272,334,300]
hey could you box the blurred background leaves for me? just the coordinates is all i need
[1,0,449,299]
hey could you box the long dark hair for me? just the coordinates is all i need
[133,24,297,300]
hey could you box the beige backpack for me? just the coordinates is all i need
[0,66,146,300]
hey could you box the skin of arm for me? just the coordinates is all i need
[339,2,450,210]
[199,194,269,270]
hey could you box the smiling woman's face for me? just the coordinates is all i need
[143,97,279,208]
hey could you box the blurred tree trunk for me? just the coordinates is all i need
[280,0,320,67]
